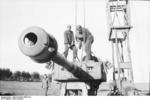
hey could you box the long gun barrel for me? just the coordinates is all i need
[18,26,94,81]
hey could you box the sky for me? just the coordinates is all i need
[0,0,149,83]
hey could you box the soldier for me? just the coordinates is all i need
[64,25,77,61]
[41,74,49,96]
[75,25,94,61]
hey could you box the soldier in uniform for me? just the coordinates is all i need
[75,25,94,61]
[64,25,77,61]
[41,74,49,96]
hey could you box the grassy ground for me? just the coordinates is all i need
[0,81,60,96]
[0,81,149,96]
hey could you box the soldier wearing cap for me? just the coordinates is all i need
[75,25,94,61]
[64,25,77,61]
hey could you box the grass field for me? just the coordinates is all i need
[0,81,149,96]
[0,81,60,96]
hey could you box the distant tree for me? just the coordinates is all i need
[0,68,42,82]
[5,69,12,80]
[0,68,3,80]
[31,72,40,81]
[0,68,12,80]
[21,71,26,81]
[26,72,31,81]
[21,71,31,81]
[13,71,22,81]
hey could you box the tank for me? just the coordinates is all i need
[18,26,106,95]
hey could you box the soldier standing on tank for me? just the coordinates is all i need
[64,25,77,61]
[75,25,94,61]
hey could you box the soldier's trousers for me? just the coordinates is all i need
[64,44,77,61]
[84,35,94,61]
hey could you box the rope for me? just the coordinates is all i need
[83,0,86,28]
[75,0,77,30]
[74,0,87,62]
[81,0,86,62]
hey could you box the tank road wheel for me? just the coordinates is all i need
[65,89,82,96]
[60,82,88,96]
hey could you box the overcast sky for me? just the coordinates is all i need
[0,0,149,83]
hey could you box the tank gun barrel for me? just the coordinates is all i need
[18,26,94,81]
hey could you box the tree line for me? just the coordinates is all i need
[0,68,41,82]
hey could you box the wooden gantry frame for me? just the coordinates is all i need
[106,0,134,91]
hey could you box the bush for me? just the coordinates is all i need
[0,68,41,82]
